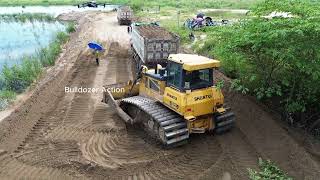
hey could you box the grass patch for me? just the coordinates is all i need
[128,0,261,11]
[66,22,76,33]
[133,2,252,45]
[160,19,192,44]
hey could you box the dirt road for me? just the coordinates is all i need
[0,11,319,180]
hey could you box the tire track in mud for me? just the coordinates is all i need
[215,127,260,179]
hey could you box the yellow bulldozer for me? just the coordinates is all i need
[103,54,235,147]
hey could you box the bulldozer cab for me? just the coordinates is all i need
[166,54,219,92]
[138,54,223,118]
[167,62,214,92]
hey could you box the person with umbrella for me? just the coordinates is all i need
[88,41,104,66]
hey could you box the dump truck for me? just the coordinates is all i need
[103,54,235,147]
[117,6,133,25]
[130,23,180,72]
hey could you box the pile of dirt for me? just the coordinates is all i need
[136,25,176,40]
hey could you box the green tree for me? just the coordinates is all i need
[198,0,320,132]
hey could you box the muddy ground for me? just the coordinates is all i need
[0,11,319,180]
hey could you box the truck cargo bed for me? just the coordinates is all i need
[135,26,176,40]
[131,25,180,69]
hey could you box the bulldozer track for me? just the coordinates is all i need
[120,96,189,147]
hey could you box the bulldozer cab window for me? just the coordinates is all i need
[167,62,183,90]
[183,69,213,90]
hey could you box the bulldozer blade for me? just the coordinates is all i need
[102,80,139,124]
[104,90,134,124]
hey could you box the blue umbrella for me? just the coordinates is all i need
[88,41,104,51]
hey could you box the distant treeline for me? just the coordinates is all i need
[0,0,261,9]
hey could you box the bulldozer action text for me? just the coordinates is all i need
[65,86,125,93]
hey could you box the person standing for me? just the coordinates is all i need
[94,50,101,66]
[88,41,104,66]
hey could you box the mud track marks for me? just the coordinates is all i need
[81,132,224,180]
[0,51,99,179]
[0,154,74,180]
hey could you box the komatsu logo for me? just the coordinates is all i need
[167,93,177,100]
[194,95,212,101]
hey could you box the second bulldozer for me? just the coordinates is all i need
[103,54,235,147]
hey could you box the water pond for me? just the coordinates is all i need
[0,5,118,17]
[0,5,117,70]
[0,20,66,69]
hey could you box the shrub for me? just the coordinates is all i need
[39,32,69,66]
[251,0,320,17]
[1,58,42,93]
[194,0,320,133]
[56,31,69,43]
[66,22,76,33]
[248,158,292,180]
[2,64,28,93]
